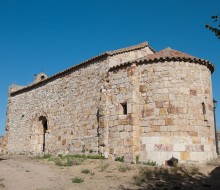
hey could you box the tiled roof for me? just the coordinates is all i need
[106,41,155,55]
[11,41,152,96]
[110,48,214,73]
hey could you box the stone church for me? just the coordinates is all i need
[5,42,216,164]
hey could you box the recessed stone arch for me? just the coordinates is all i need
[31,112,49,153]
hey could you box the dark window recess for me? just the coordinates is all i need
[41,75,45,80]
[39,116,48,152]
[202,102,206,115]
[121,103,127,115]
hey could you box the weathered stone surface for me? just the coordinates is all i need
[180,151,190,160]
[62,139,66,146]
[154,144,173,151]
[188,131,198,137]
[165,118,174,126]
[190,89,197,96]
[0,136,6,154]
[4,42,216,165]
[139,85,147,93]
[185,145,204,152]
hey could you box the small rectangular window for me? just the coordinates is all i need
[121,103,127,115]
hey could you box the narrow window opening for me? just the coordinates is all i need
[39,116,48,152]
[202,102,206,115]
[121,103,127,115]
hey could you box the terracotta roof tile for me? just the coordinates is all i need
[110,48,214,73]
[106,41,155,55]
[144,47,202,61]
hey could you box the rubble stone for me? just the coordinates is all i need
[3,42,216,165]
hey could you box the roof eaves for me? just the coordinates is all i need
[10,41,151,96]
[10,53,108,96]
[106,41,149,56]
[109,55,214,73]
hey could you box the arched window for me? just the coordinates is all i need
[39,116,48,152]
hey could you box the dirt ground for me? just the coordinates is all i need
[0,155,220,190]
[0,155,138,190]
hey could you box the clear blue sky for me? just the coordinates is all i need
[0,0,219,135]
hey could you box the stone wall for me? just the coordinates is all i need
[7,58,108,154]
[100,64,140,162]
[105,60,216,164]
[5,42,216,164]
[217,132,220,154]
[0,136,6,154]
[138,61,216,164]
[6,46,149,155]
[108,47,154,68]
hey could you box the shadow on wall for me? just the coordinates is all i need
[119,165,220,190]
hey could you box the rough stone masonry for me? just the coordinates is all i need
[3,42,217,164]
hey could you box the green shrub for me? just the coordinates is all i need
[43,154,104,160]
[66,159,74,166]
[136,155,141,164]
[117,164,131,172]
[86,155,105,159]
[35,155,41,159]
[47,156,56,162]
[81,148,86,153]
[115,156,124,162]
[54,158,83,167]
[65,154,104,159]
[81,169,90,174]
[72,177,84,183]
[43,154,51,159]
[43,154,104,167]
[142,160,157,166]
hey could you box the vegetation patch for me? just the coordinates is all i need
[117,164,131,172]
[72,177,84,183]
[41,154,105,167]
[133,165,205,189]
[54,157,83,167]
[99,162,110,172]
[81,169,90,174]
[142,160,157,166]
[115,156,124,162]
[61,154,104,159]
[43,154,51,159]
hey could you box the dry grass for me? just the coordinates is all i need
[132,164,206,189]
[1,155,220,190]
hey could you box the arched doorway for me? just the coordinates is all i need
[39,116,48,152]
